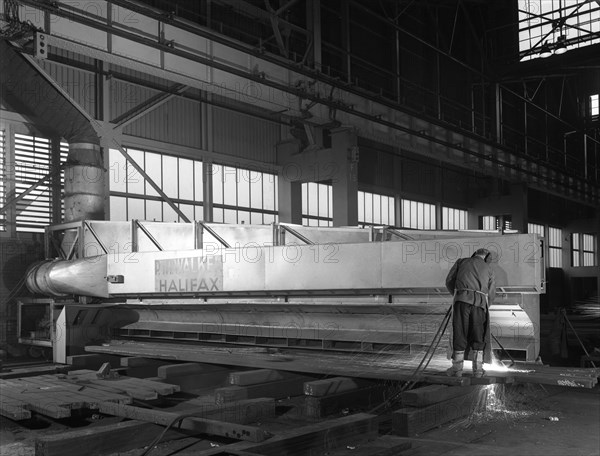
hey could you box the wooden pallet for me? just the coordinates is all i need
[0,370,180,420]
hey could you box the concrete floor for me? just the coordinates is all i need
[1,383,598,456]
[403,383,600,456]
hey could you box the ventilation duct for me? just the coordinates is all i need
[0,39,104,221]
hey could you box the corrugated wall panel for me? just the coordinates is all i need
[110,79,161,119]
[39,59,96,118]
[123,96,202,148]
[212,107,279,163]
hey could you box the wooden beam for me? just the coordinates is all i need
[66,354,122,369]
[304,385,387,418]
[157,362,232,392]
[215,376,313,404]
[98,403,269,442]
[392,387,483,437]
[34,420,186,456]
[246,413,379,456]
[229,369,295,386]
[173,397,276,424]
[399,384,478,407]
[303,377,375,396]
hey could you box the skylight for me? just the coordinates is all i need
[518,0,600,61]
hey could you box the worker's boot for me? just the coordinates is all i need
[446,351,464,377]
[473,350,485,377]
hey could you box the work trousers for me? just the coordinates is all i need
[452,301,486,351]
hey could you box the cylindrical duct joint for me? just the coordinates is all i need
[64,142,105,222]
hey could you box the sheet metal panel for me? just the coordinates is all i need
[106,234,543,296]
[108,248,266,295]
[264,243,382,292]
[282,226,370,245]
[135,222,196,252]
[381,234,543,292]
[123,97,202,148]
[202,224,274,250]
[212,107,279,164]
[110,79,160,119]
[39,60,96,116]
[83,221,131,256]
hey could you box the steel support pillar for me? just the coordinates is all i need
[331,128,358,227]
[276,140,303,224]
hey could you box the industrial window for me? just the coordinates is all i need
[13,134,53,233]
[481,215,516,232]
[591,94,599,117]
[442,207,467,230]
[481,216,497,231]
[572,233,597,267]
[0,130,5,231]
[358,191,395,226]
[548,226,563,268]
[401,199,436,230]
[109,148,204,222]
[518,0,600,61]
[212,163,278,225]
[528,222,545,237]
[572,233,580,267]
[59,141,69,220]
[302,182,332,227]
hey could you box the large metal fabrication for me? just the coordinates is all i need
[23,221,545,374]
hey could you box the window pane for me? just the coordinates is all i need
[308,183,318,216]
[179,203,195,222]
[373,195,381,224]
[224,208,237,224]
[301,183,307,214]
[144,152,162,197]
[318,184,329,217]
[213,207,224,223]
[194,161,204,202]
[128,198,145,220]
[251,212,263,224]
[146,199,162,221]
[14,134,53,231]
[126,149,145,195]
[238,210,251,224]
[528,223,544,237]
[237,169,250,208]
[178,158,194,200]
[264,176,275,211]
[162,155,178,198]
[109,148,127,192]
[548,227,562,247]
[212,164,223,204]
[110,196,127,221]
[250,171,263,209]
[223,166,237,206]
[162,202,178,222]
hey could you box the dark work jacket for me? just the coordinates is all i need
[445,257,496,308]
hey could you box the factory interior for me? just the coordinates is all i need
[0,0,599,455]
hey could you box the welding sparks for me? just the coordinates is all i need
[449,383,542,430]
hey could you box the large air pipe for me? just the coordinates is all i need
[63,143,105,221]
[1,40,105,296]
[0,40,105,223]
[25,256,109,298]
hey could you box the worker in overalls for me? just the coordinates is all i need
[445,248,496,377]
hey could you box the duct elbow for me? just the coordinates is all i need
[25,256,109,298]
